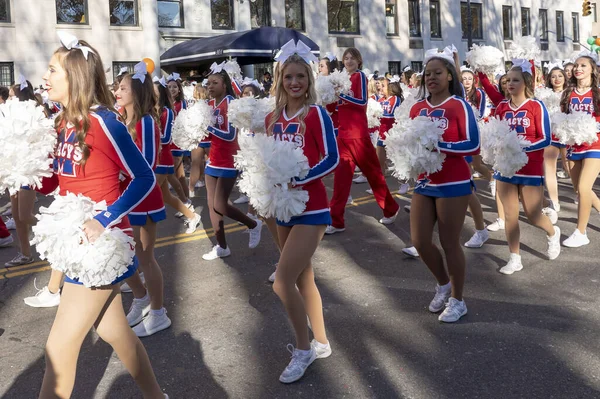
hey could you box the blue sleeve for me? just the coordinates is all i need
[437,98,480,154]
[182,99,188,110]
[339,71,368,106]
[208,100,237,142]
[140,115,157,167]
[477,89,487,119]
[294,106,339,185]
[161,108,174,145]
[92,112,156,228]
[524,101,551,152]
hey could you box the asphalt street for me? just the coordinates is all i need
[1,175,599,399]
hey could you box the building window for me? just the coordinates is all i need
[572,12,580,43]
[556,11,564,42]
[502,6,512,40]
[592,3,597,23]
[109,0,138,26]
[56,0,88,24]
[408,0,421,37]
[521,7,530,36]
[112,61,136,82]
[212,0,234,29]
[430,0,442,38]
[386,1,398,36]
[158,0,183,27]
[285,0,304,31]
[0,0,10,23]
[460,2,483,40]
[388,61,401,75]
[250,0,270,28]
[0,62,14,87]
[411,61,423,72]
[327,0,359,34]
[540,9,548,41]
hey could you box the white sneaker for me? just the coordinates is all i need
[311,339,332,359]
[346,195,354,205]
[120,272,145,293]
[5,253,34,267]
[188,188,196,198]
[196,180,205,188]
[247,212,258,221]
[499,253,523,275]
[472,172,482,178]
[23,285,60,308]
[234,194,250,204]
[489,180,496,197]
[268,270,276,283]
[487,218,505,232]
[438,297,467,323]
[547,226,561,260]
[126,295,151,326]
[325,225,345,235]
[428,283,451,313]
[398,183,410,194]
[402,246,419,257]
[175,201,194,218]
[403,205,411,213]
[5,217,16,230]
[132,308,172,337]
[554,203,561,212]
[248,219,263,249]
[557,170,568,179]
[464,229,489,248]
[0,235,13,247]
[542,207,558,225]
[202,245,231,260]
[366,188,373,194]
[184,213,202,234]
[353,175,368,184]
[379,211,398,225]
[279,345,317,384]
[562,229,590,248]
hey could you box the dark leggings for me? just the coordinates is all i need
[205,174,257,248]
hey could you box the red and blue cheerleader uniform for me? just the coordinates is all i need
[41,107,157,285]
[325,102,339,136]
[329,70,399,229]
[205,95,239,178]
[123,115,166,225]
[377,95,401,147]
[477,72,506,117]
[464,88,487,163]
[494,99,551,185]
[171,99,191,157]
[267,105,339,226]
[409,96,480,197]
[566,88,600,160]
[156,106,175,175]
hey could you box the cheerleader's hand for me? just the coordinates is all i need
[82,219,104,243]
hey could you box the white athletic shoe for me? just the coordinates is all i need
[554,203,561,212]
[353,175,368,184]
[133,308,172,337]
[366,188,373,194]
[202,245,231,260]
[248,219,263,249]
[23,285,60,308]
[5,217,16,230]
[438,298,467,323]
[268,270,276,283]
[184,213,202,234]
[486,218,505,232]
[402,246,419,257]
[195,180,205,188]
[120,272,145,293]
[556,170,569,179]
[175,201,194,218]
[464,229,489,248]
[499,253,523,275]
[542,207,558,225]
[489,180,496,197]
[311,339,332,359]
[547,226,561,260]
[325,225,345,235]
[346,195,354,205]
[279,345,317,384]
[234,194,250,204]
[562,229,590,248]
[398,183,410,194]
[126,295,151,326]
[379,211,398,225]
[472,172,482,178]
[0,235,13,247]
[403,205,411,213]
[429,283,451,313]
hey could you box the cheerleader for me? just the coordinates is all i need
[267,45,338,383]
[494,60,560,274]
[202,65,263,260]
[167,74,192,202]
[401,67,414,87]
[561,53,600,248]
[38,34,165,397]
[327,48,399,234]
[409,49,480,322]
[409,72,422,89]
[318,53,339,77]
[564,61,574,80]
[189,83,211,192]
[376,76,402,179]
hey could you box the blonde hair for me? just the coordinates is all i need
[194,85,208,100]
[368,79,379,97]
[267,54,317,136]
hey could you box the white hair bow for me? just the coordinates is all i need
[325,52,337,62]
[389,75,401,83]
[152,75,167,87]
[512,58,532,74]
[460,65,473,73]
[241,77,262,90]
[167,72,181,82]
[577,49,599,63]
[402,65,411,72]
[545,60,564,71]
[17,74,27,91]
[210,61,226,74]
[424,47,455,65]
[274,39,318,64]
[57,31,94,60]
[202,79,208,87]
[132,61,147,83]
[118,67,128,76]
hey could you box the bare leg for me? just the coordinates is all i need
[471,155,492,181]
[376,146,387,174]
[159,178,195,219]
[189,147,208,192]
[133,222,163,311]
[173,156,189,199]
[520,185,555,235]
[575,158,600,233]
[543,146,560,207]
[10,193,31,257]
[48,270,64,294]
[497,181,520,254]
[467,192,485,230]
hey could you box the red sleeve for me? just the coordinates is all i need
[36,173,59,195]
[477,72,504,107]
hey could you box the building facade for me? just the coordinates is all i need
[0,0,594,87]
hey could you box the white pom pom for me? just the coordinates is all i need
[31,193,135,288]
[315,70,351,105]
[367,98,383,128]
[479,117,530,178]
[172,101,213,150]
[534,88,561,115]
[385,116,447,180]
[229,97,275,134]
[234,134,310,222]
[509,36,541,61]
[551,111,599,145]
[182,86,195,103]
[393,95,418,122]
[466,44,505,74]
[223,60,243,82]
[0,99,56,195]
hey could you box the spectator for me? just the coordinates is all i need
[262,71,272,94]
[0,86,9,104]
